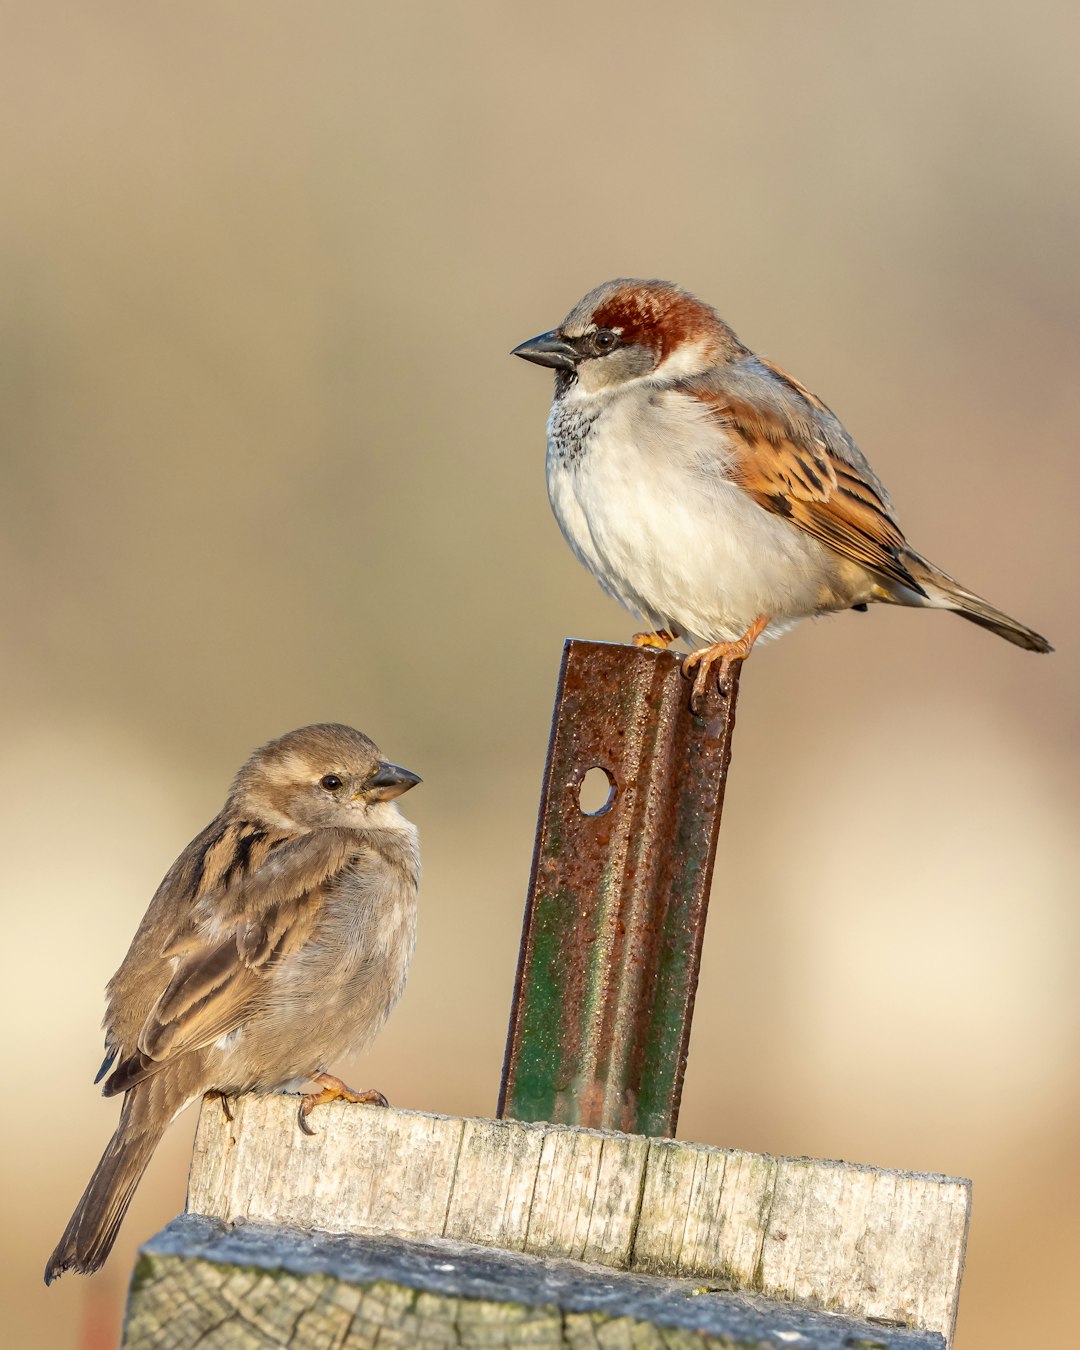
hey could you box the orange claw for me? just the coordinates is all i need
[297,1073,389,1136]
[632,629,675,651]
[682,615,769,710]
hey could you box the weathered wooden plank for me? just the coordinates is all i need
[187,1095,465,1239]
[443,1116,547,1252]
[632,1138,778,1282]
[124,1216,949,1350]
[632,1145,969,1341]
[523,1125,649,1265]
[760,1157,971,1337]
[185,1095,969,1343]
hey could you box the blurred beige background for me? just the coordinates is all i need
[3,3,1077,1347]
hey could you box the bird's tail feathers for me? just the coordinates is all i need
[44,1090,173,1285]
[903,552,1053,653]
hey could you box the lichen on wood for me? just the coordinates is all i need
[184,1097,968,1341]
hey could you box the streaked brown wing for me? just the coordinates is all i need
[101,826,358,1096]
[684,358,925,595]
[142,888,323,1057]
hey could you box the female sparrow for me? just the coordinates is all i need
[513,279,1052,704]
[45,723,421,1284]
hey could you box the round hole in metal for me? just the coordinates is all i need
[577,766,616,816]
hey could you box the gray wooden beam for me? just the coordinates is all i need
[182,1096,969,1343]
[126,1215,948,1350]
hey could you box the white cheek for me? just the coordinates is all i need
[573,362,613,396]
[570,336,716,397]
[652,337,717,381]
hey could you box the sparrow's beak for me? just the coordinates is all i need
[511,330,579,371]
[361,763,422,801]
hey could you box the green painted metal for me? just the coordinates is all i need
[499,639,741,1137]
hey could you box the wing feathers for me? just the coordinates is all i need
[684,357,925,594]
[101,825,360,1095]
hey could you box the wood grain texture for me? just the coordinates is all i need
[124,1216,950,1350]
[633,1140,778,1282]
[185,1095,969,1342]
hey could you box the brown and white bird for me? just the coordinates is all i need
[45,723,421,1284]
[513,279,1052,704]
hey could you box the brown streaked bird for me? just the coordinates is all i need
[45,723,421,1284]
[513,279,1052,705]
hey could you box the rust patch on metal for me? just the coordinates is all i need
[498,639,741,1137]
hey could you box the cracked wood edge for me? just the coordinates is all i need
[123,1248,768,1350]
[122,1219,949,1350]
[185,1094,969,1341]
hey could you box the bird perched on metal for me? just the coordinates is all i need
[45,723,421,1284]
[513,279,1052,706]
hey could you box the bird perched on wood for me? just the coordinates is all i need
[45,723,421,1284]
[513,279,1052,706]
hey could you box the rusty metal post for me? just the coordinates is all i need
[498,639,741,1138]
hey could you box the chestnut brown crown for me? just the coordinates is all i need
[512,279,746,389]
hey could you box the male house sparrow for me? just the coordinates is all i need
[513,280,1051,703]
[45,723,421,1284]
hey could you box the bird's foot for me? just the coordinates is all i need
[632,629,676,651]
[204,1090,234,1123]
[682,616,769,710]
[297,1073,388,1136]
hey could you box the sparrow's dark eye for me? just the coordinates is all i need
[593,328,618,353]
[319,774,343,792]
